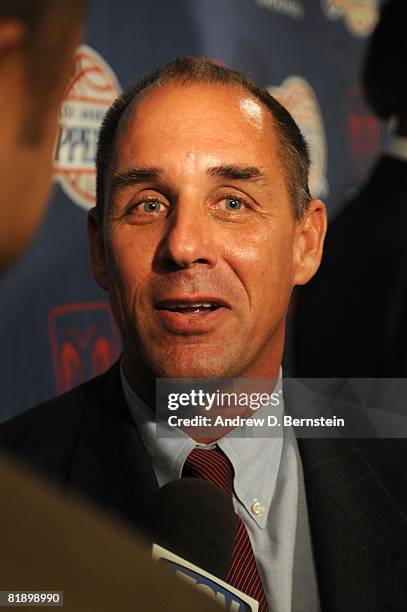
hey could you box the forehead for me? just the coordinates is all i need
[112,82,285,176]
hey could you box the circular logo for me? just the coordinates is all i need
[268,76,328,199]
[321,0,379,37]
[53,45,121,210]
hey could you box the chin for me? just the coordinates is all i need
[147,346,238,380]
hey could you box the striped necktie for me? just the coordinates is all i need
[182,446,269,611]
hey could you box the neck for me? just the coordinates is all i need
[122,341,283,444]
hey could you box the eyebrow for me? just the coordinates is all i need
[111,164,266,193]
[111,167,161,192]
[207,164,266,182]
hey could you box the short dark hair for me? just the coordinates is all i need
[0,0,85,144]
[96,57,312,221]
[362,0,407,119]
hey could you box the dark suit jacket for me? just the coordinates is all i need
[1,363,407,611]
[294,155,407,378]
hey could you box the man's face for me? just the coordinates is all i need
[91,83,325,379]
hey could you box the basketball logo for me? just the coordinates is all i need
[321,0,379,37]
[53,45,121,210]
[269,77,328,199]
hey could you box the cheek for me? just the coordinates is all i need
[224,230,294,304]
[105,232,152,313]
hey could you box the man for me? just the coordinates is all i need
[2,57,407,611]
[294,0,407,378]
[0,7,221,610]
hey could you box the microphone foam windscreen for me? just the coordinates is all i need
[148,478,236,580]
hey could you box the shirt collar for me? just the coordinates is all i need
[120,359,285,528]
[387,133,407,163]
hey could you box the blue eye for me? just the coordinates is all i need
[224,197,242,210]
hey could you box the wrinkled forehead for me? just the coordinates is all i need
[111,81,283,172]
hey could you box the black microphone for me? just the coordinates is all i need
[148,478,259,610]
[148,477,235,579]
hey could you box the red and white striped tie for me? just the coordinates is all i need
[182,447,269,612]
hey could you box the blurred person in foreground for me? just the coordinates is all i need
[294,0,407,378]
[2,55,407,611]
[0,0,82,271]
[0,5,220,611]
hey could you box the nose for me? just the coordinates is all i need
[158,201,218,270]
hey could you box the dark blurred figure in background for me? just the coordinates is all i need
[0,0,82,271]
[293,0,407,378]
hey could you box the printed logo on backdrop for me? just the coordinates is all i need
[269,77,328,199]
[49,303,121,394]
[347,85,381,181]
[321,0,379,37]
[254,0,305,19]
[53,45,121,210]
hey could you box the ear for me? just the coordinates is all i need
[292,199,327,286]
[88,207,108,291]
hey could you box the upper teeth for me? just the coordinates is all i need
[170,302,214,308]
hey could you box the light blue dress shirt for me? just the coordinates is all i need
[120,362,319,612]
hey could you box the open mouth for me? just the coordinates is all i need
[156,301,222,315]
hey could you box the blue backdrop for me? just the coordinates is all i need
[0,0,386,421]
